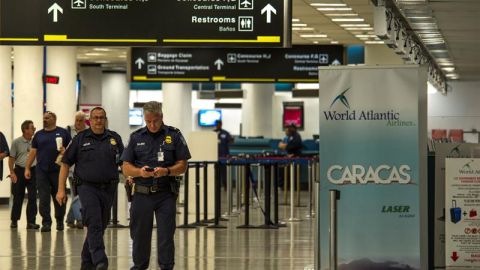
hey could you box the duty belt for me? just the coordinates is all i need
[133,184,170,195]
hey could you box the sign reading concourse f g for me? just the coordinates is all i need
[0,0,291,47]
[130,45,343,82]
[318,66,428,270]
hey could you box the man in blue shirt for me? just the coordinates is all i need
[25,111,71,232]
[122,101,191,270]
[214,120,233,190]
[56,107,123,270]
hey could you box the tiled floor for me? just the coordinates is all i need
[0,189,315,270]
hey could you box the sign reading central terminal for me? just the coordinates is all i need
[0,0,291,47]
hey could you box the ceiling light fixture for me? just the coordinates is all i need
[292,27,315,31]
[331,18,364,22]
[300,34,328,38]
[316,7,352,11]
[292,23,308,27]
[325,13,358,17]
[340,24,370,27]
[310,3,347,7]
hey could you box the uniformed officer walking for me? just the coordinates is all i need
[56,107,124,270]
[121,101,191,270]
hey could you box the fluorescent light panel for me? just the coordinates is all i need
[300,34,328,38]
[310,3,347,7]
[316,7,352,11]
[340,24,370,27]
[292,23,308,27]
[325,13,358,16]
[292,27,315,31]
[332,18,364,22]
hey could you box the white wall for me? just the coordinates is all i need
[428,81,480,134]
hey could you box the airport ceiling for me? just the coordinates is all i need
[76,0,480,81]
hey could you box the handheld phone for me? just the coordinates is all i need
[145,167,155,172]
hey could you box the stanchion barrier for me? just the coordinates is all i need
[208,163,227,229]
[306,161,314,219]
[223,163,237,217]
[201,161,213,224]
[108,183,127,228]
[273,162,287,228]
[237,164,256,229]
[287,162,301,222]
[296,164,301,207]
[256,164,278,229]
[282,165,289,205]
[178,164,196,229]
[192,163,208,226]
[236,165,243,213]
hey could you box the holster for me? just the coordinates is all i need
[124,182,133,202]
[169,179,180,198]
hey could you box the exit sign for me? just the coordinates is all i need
[44,75,60,84]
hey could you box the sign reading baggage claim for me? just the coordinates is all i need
[0,0,291,47]
[130,45,343,82]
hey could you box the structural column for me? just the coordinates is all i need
[13,46,44,139]
[46,46,77,128]
[102,71,130,142]
[0,46,12,197]
[241,83,274,137]
[162,83,193,136]
[79,64,102,106]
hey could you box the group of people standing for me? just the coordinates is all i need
[0,101,191,270]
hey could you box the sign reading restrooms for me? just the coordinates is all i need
[0,0,291,47]
[318,66,427,270]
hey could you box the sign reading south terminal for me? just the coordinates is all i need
[130,45,343,82]
[0,0,291,47]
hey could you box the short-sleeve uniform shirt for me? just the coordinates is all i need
[121,125,191,188]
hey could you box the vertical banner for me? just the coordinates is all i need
[445,158,480,268]
[434,143,479,268]
[318,66,427,270]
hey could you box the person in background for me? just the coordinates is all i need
[57,107,123,270]
[278,124,303,157]
[8,121,39,230]
[0,131,9,181]
[25,111,71,232]
[214,120,233,190]
[65,111,88,229]
[122,101,191,270]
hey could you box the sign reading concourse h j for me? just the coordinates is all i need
[0,0,291,47]
[130,45,343,83]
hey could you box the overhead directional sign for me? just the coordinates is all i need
[130,45,344,83]
[0,0,291,47]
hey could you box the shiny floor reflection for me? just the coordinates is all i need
[0,191,315,270]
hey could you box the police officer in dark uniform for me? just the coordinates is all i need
[56,107,124,270]
[121,101,191,270]
[278,124,303,157]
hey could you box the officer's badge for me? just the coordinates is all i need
[110,138,117,145]
[165,136,172,144]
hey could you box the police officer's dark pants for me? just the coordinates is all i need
[78,184,115,267]
[36,169,65,226]
[11,166,38,224]
[130,191,176,270]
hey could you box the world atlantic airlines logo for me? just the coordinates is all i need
[458,159,480,174]
[323,87,414,127]
[330,87,351,109]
